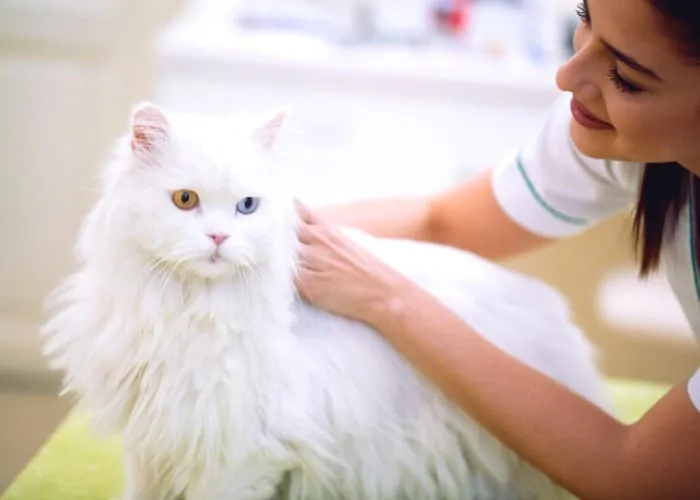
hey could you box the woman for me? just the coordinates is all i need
[294,0,700,498]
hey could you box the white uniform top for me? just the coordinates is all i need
[491,94,700,412]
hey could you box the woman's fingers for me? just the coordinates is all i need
[294,199,317,225]
[297,220,313,244]
[297,243,319,271]
[294,258,325,303]
[297,215,334,246]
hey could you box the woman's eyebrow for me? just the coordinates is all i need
[585,0,663,81]
[602,40,663,81]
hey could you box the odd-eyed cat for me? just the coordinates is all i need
[41,103,611,500]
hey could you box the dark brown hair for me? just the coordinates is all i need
[633,1,700,276]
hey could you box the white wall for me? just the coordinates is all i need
[0,0,182,389]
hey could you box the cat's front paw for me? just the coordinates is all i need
[187,467,286,500]
[228,477,282,500]
[121,453,182,500]
[119,491,184,500]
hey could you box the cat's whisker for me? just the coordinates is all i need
[145,257,169,276]
[143,251,191,303]
[153,264,180,306]
[247,265,263,291]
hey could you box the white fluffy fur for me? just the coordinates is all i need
[41,103,611,500]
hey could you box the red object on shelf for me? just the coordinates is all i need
[434,0,472,36]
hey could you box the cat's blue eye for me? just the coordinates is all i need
[236,197,260,215]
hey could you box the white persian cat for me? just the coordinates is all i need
[41,103,611,500]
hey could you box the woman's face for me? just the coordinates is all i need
[556,0,700,172]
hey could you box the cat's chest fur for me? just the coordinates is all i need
[122,316,266,456]
[56,265,303,478]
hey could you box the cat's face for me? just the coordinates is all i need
[101,103,297,281]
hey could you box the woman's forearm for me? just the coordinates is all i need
[315,169,552,262]
[366,273,700,500]
[294,195,700,498]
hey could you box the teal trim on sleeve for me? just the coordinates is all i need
[515,155,588,226]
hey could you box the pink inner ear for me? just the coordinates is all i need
[131,105,169,153]
[252,111,286,149]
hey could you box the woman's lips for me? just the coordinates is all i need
[570,99,614,130]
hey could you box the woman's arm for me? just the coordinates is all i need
[315,168,552,262]
[295,204,700,500]
[365,273,700,500]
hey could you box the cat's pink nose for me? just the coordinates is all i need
[207,233,230,246]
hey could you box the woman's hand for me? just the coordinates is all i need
[294,201,403,324]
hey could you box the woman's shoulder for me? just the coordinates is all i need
[490,95,642,238]
[601,158,643,194]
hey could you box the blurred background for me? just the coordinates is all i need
[1,0,698,492]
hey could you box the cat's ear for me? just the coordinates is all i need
[250,108,289,150]
[130,102,169,156]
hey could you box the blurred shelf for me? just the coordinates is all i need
[155,5,561,108]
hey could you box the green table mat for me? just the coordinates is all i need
[2,379,669,500]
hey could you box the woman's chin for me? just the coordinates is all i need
[569,119,657,165]
[569,119,619,160]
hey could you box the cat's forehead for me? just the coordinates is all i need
[164,119,271,195]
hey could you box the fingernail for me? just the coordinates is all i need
[294,199,308,212]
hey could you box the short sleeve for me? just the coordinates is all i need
[689,369,700,412]
[491,95,640,239]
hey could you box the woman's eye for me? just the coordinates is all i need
[576,2,590,26]
[608,68,644,93]
[236,197,260,215]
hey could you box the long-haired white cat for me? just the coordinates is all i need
[41,103,611,500]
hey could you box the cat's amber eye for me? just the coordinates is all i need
[172,189,199,210]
